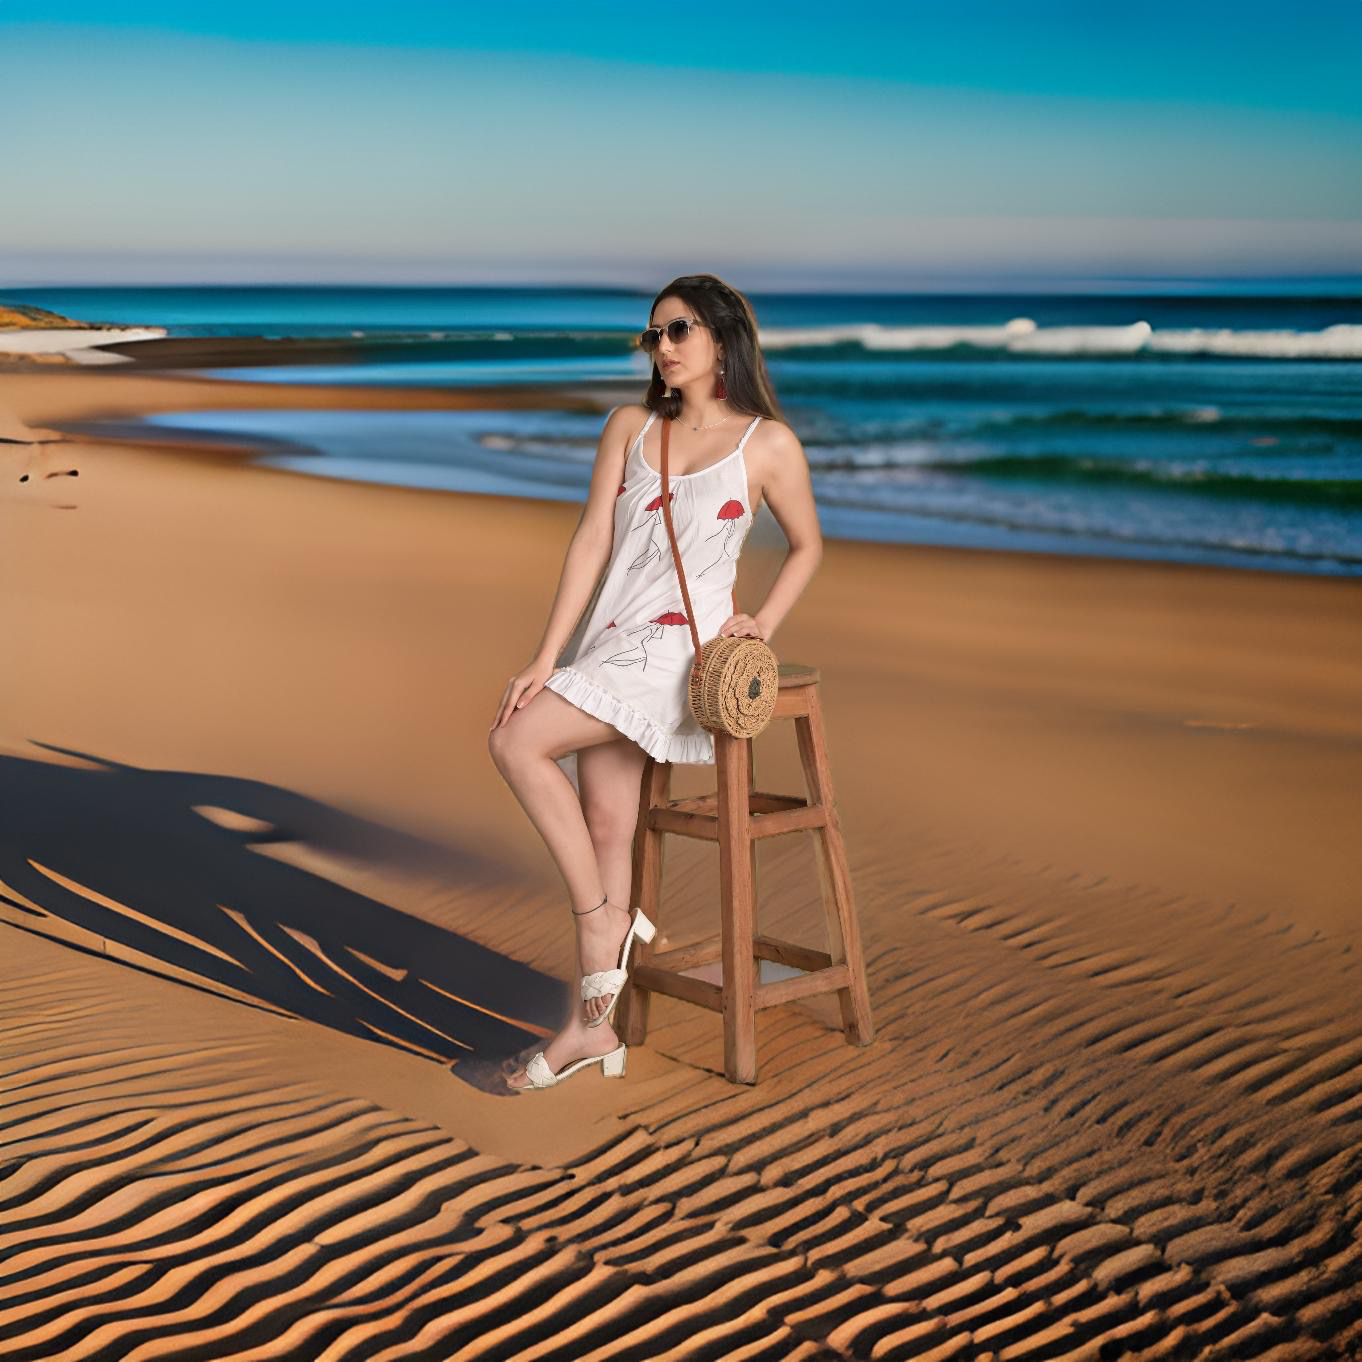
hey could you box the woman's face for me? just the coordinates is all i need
[649,296,721,387]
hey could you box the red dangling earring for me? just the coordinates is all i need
[715,365,727,401]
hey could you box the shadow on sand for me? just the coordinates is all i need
[0,742,566,1096]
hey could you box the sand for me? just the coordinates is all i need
[1,361,1360,1359]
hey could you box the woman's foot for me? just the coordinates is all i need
[504,1015,621,1090]
[576,898,634,1024]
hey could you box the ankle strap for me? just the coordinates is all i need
[572,895,608,916]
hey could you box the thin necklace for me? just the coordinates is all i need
[683,409,734,432]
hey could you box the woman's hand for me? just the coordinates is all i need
[491,657,556,731]
[717,612,770,642]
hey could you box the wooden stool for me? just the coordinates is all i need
[617,662,875,1084]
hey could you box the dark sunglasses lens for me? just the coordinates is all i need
[640,319,694,352]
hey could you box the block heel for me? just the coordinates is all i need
[514,1041,628,1091]
[582,907,656,1029]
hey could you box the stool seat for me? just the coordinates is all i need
[617,660,875,1084]
[775,661,819,688]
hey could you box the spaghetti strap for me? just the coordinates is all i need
[636,410,658,448]
[736,415,762,451]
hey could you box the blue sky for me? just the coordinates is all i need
[5,2,1360,285]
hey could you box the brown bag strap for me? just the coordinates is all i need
[657,416,705,662]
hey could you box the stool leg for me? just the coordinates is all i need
[794,686,876,1047]
[748,740,759,959]
[717,731,758,1083]
[619,754,669,1046]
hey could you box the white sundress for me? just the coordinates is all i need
[544,409,763,765]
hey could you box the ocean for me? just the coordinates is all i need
[10,283,1362,577]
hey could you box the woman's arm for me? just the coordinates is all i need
[751,423,823,645]
[492,407,641,730]
[530,405,639,667]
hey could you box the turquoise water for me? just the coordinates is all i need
[12,283,1362,576]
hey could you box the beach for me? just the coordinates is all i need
[2,360,1361,1358]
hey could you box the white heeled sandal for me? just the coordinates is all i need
[578,902,656,1029]
[516,1041,627,1090]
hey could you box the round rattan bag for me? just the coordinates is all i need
[658,416,779,739]
[687,634,780,738]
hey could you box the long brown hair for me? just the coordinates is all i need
[643,274,784,424]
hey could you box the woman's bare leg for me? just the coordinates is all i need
[575,735,650,1023]
[487,687,647,1086]
[488,686,619,909]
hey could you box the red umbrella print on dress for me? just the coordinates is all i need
[627,489,675,572]
[696,498,748,577]
[601,610,688,672]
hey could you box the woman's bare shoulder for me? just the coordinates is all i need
[604,402,652,444]
[749,415,804,458]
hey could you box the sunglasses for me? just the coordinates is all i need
[637,316,709,353]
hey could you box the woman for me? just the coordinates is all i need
[488,273,823,1092]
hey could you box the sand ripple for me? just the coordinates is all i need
[3,832,1360,1359]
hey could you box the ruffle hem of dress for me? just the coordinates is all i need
[545,664,716,765]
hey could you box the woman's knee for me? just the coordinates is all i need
[489,710,570,778]
[487,718,528,772]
